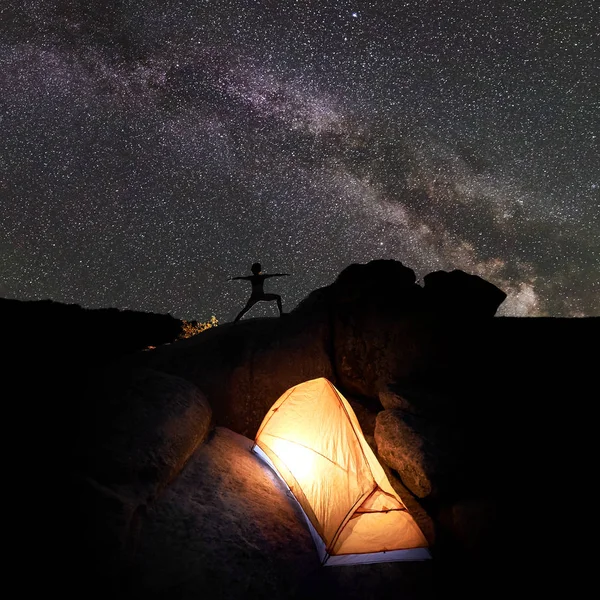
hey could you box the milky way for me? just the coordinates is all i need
[1,1,598,320]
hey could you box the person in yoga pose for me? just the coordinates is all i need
[229,262,290,322]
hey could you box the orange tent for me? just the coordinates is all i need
[253,378,430,565]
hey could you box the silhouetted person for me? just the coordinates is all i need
[230,262,290,322]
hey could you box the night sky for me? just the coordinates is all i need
[1,1,598,322]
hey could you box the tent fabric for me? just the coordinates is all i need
[253,377,430,565]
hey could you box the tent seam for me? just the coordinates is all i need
[328,381,378,482]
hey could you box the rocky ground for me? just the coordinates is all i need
[124,427,436,600]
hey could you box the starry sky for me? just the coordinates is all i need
[1,1,598,321]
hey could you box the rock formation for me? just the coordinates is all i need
[3,260,597,599]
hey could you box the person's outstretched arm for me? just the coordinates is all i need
[264,273,290,278]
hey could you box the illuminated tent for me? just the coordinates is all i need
[253,378,430,566]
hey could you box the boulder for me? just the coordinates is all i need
[296,260,437,398]
[332,311,437,398]
[423,270,506,317]
[374,409,467,499]
[332,259,419,304]
[376,451,436,546]
[378,380,458,420]
[140,314,334,437]
[68,367,213,588]
[294,259,422,314]
[80,367,213,502]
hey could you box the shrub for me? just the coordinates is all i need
[178,316,219,339]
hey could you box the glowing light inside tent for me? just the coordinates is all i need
[268,437,315,481]
[254,378,430,565]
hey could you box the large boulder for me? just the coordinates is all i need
[330,259,420,305]
[294,259,422,314]
[140,314,334,437]
[378,380,459,420]
[80,367,213,500]
[295,260,434,399]
[295,261,506,399]
[423,270,506,317]
[374,409,467,499]
[70,367,213,590]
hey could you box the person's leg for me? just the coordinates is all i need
[263,293,283,316]
[234,297,258,322]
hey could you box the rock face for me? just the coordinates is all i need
[378,380,458,419]
[293,261,506,399]
[134,260,507,435]
[374,409,467,499]
[139,313,334,438]
[295,260,431,398]
[333,312,436,399]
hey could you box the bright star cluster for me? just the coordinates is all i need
[1,1,598,320]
